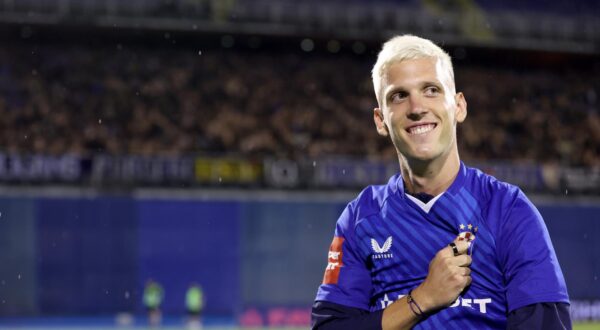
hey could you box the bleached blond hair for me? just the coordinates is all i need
[372,35,455,106]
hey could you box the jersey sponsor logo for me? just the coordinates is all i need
[377,294,492,314]
[450,297,492,313]
[322,237,344,285]
[380,293,404,309]
[371,236,393,259]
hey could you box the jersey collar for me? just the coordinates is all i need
[395,161,467,198]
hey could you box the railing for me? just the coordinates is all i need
[0,152,598,194]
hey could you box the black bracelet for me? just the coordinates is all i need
[407,290,425,317]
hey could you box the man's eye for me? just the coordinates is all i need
[390,92,407,102]
[425,86,440,96]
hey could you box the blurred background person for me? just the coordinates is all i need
[185,282,205,329]
[143,279,164,327]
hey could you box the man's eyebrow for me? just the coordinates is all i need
[384,86,407,98]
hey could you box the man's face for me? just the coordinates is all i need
[374,57,466,163]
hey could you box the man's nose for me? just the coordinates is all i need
[406,95,427,119]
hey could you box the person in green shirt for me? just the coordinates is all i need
[185,283,205,329]
[143,279,164,327]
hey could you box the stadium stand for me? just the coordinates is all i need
[0,41,597,166]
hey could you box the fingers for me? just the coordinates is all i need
[465,275,472,287]
[445,239,473,286]
[462,267,471,276]
[452,239,470,255]
[454,266,472,291]
[422,238,474,309]
[444,240,469,258]
[455,254,472,267]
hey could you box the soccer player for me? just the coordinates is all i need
[311,35,571,329]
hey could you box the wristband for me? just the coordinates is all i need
[407,290,426,317]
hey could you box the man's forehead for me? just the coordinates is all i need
[381,57,453,91]
[384,57,439,78]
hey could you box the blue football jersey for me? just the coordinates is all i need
[315,163,569,329]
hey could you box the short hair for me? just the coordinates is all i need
[372,35,455,106]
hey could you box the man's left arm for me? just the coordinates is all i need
[497,189,571,329]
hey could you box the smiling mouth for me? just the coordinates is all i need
[406,123,437,135]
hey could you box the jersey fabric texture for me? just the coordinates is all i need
[314,163,569,329]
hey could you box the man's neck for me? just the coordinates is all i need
[399,148,461,197]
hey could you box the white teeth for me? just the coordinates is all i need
[408,124,435,135]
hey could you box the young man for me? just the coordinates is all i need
[311,35,571,329]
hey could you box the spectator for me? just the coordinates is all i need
[0,42,597,166]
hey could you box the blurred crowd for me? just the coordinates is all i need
[0,42,597,167]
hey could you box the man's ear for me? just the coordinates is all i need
[455,92,467,123]
[374,107,389,136]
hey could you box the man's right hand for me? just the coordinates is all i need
[410,238,472,314]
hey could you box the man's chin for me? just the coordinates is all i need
[400,146,456,168]
[402,148,437,162]
[400,152,437,165]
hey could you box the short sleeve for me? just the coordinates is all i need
[497,190,570,312]
[315,202,373,311]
